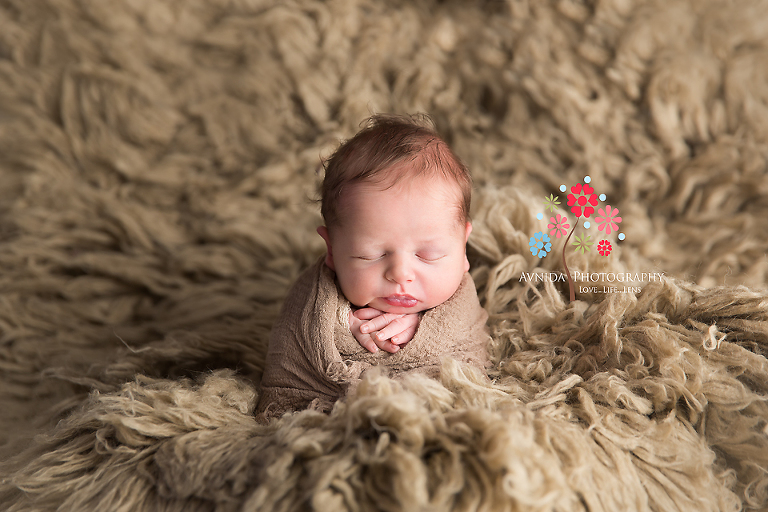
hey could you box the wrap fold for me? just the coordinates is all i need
[256,258,490,419]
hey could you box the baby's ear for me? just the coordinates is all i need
[316,226,335,271]
[463,222,472,272]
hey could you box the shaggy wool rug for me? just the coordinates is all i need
[2,0,768,510]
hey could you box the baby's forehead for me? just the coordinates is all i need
[331,175,465,231]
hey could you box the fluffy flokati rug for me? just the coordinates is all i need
[2,0,768,510]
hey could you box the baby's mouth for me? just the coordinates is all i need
[382,294,418,308]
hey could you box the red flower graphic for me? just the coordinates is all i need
[567,183,598,218]
[598,239,612,256]
[547,213,570,238]
[595,205,622,234]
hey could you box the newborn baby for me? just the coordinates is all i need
[256,114,490,419]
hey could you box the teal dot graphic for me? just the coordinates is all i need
[599,193,606,201]
[584,175,591,183]
[618,233,626,240]
[559,184,566,192]
[537,212,543,220]
[584,221,591,229]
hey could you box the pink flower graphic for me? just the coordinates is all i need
[567,183,598,218]
[547,213,570,238]
[598,239,612,256]
[595,205,622,234]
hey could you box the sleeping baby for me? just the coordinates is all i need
[255,114,490,419]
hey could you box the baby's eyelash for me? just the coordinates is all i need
[418,254,446,262]
[354,253,445,262]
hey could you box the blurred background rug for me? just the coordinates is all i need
[1,0,768,510]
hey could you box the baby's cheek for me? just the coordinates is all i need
[433,268,464,303]
[339,270,376,307]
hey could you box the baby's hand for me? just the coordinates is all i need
[349,308,420,354]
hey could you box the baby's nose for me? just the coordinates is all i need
[385,256,414,284]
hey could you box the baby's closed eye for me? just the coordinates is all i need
[352,251,446,262]
[354,254,384,261]
[416,252,446,262]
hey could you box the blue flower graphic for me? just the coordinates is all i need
[529,231,552,258]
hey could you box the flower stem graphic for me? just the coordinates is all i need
[562,219,579,302]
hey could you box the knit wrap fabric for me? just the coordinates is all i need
[256,258,490,419]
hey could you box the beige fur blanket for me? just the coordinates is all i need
[256,258,489,418]
[2,0,768,510]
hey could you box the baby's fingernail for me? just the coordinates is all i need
[360,325,368,333]
[371,345,378,353]
[391,336,398,343]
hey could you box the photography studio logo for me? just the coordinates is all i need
[524,175,663,301]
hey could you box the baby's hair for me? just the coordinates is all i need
[320,113,471,228]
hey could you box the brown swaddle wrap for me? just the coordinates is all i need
[256,258,490,419]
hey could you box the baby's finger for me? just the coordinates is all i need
[372,317,410,343]
[372,334,400,354]
[360,313,403,334]
[390,324,417,345]
[353,308,385,321]
[356,333,379,353]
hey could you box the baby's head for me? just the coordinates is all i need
[317,114,473,314]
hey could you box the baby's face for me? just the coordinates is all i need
[318,172,471,314]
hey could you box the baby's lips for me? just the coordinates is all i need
[382,294,418,308]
